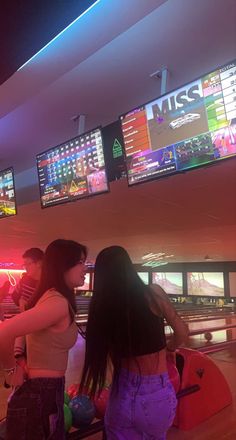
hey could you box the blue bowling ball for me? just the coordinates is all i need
[69,395,95,428]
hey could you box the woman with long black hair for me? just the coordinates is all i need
[0,239,87,440]
[80,246,188,440]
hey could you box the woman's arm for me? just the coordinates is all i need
[150,284,189,351]
[0,293,69,368]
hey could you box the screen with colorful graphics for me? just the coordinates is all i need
[120,60,236,185]
[37,127,109,208]
[187,272,224,296]
[152,272,183,295]
[0,168,17,218]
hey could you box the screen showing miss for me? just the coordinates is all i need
[121,60,236,185]
[37,127,109,208]
[0,168,17,218]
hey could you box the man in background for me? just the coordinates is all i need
[12,248,44,360]
[12,248,44,312]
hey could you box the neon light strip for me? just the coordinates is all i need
[0,269,24,273]
[17,0,101,71]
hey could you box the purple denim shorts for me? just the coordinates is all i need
[105,370,177,440]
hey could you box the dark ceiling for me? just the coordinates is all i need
[0,0,97,85]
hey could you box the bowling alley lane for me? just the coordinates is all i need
[165,316,236,350]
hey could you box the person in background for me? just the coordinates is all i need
[12,248,44,312]
[12,248,44,361]
[0,239,87,440]
[80,246,188,440]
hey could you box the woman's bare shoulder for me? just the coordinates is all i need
[37,289,67,306]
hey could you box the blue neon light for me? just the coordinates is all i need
[17,0,101,71]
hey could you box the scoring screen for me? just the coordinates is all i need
[37,127,109,208]
[121,60,236,185]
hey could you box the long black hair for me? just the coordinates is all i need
[80,246,158,396]
[29,239,87,314]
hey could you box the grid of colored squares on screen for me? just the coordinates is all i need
[37,127,109,208]
[120,60,236,185]
[0,168,16,218]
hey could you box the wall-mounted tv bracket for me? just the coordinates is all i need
[71,114,86,135]
[150,67,169,95]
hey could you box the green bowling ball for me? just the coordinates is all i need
[64,404,72,432]
[64,391,70,405]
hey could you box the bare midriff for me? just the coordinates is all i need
[28,369,65,378]
[121,347,167,375]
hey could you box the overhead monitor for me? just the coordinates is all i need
[137,272,149,285]
[187,272,224,296]
[120,59,236,185]
[0,168,17,218]
[102,120,126,181]
[37,127,109,208]
[152,272,183,295]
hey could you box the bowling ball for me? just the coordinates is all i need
[204,332,213,341]
[64,391,70,405]
[69,395,95,428]
[64,404,72,432]
[93,388,110,419]
[167,360,180,393]
[67,383,89,399]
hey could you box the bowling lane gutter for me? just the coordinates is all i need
[187,323,236,336]
[170,314,236,324]
[164,315,236,326]
[197,339,236,353]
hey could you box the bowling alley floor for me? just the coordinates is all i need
[1,338,236,439]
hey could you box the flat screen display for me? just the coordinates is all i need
[102,120,127,181]
[187,272,224,296]
[137,272,149,285]
[229,272,236,297]
[152,272,183,295]
[37,127,109,208]
[0,168,17,218]
[120,60,236,185]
